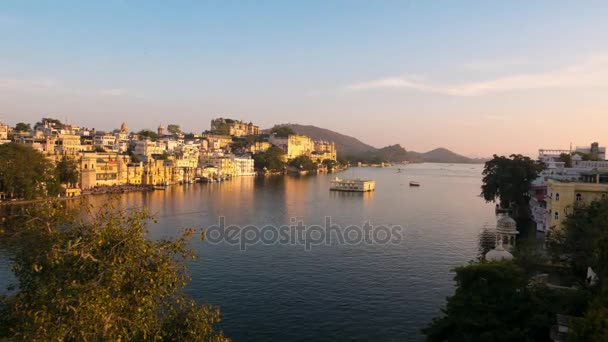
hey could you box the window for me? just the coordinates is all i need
[555,212,559,221]
[576,193,582,202]
[602,193,607,199]
[555,193,560,201]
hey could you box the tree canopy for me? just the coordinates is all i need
[137,129,161,140]
[167,124,181,134]
[56,155,79,188]
[270,126,295,138]
[481,154,543,210]
[547,197,608,341]
[288,155,317,172]
[0,200,229,341]
[0,143,60,200]
[253,146,286,172]
[423,261,585,342]
[14,122,31,132]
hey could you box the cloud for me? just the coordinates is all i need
[345,54,608,96]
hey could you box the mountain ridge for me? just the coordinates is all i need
[268,124,486,164]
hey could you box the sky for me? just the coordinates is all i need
[1,1,608,157]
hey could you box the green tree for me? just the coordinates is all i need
[0,200,229,341]
[0,143,60,200]
[137,129,160,141]
[547,198,608,277]
[270,126,296,138]
[559,153,573,167]
[167,124,181,134]
[424,261,559,342]
[212,122,231,136]
[14,122,31,132]
[253,146,286,172]
[481,154,543,215]
[289,155,317,172]
[56,156,79,188]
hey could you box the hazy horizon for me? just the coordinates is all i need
[2,1,607,157]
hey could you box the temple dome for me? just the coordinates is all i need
[496,215,517,234]
[485,243,514,261]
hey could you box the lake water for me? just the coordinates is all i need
[1,163,496,341]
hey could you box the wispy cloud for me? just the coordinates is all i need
[345,54,608,96]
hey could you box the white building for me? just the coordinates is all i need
[232,155,255,176]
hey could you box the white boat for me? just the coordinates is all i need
[330,177,376,192]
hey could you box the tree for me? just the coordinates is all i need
[253,146,286,172]
[14,122,31,132]
[0,143,60,200]
[288,155,317,172]
[423,261,566,342]
[56,156,79,188]
[137,129,160,141]
[559,153,573,167]
[481,154,543,214]
[0,200,229,341]
[547,198,608,278]
[270,126,295,138]
[167,124,181,134]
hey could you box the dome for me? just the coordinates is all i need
[485,243,514,261]
[496,215,518,234]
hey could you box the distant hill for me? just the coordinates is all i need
[266,124,485,164]
[417,148,485,164]
[268,124,376,156]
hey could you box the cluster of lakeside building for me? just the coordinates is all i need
[530,142,608,234]
[0,117,337,198]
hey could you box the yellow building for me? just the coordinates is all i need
[546,172,608,231]
[143,159,174,185]
[269,134,315,160]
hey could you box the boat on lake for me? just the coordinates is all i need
[330,177,376,192]
[409,181,420,187]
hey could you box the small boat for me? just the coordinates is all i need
[409,181,420,187]
[153,185,166,190]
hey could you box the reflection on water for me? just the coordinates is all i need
[0,163,496,341]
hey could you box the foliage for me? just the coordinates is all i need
[288,155,317,172]
[346,144,409,163]
[94,146,106,153]
[253,146,285,172]
[573,151,596,161]
[321,159,337,169]
[212,122,231,136]
[14,122,31,132]
[56,155,80,187]
[481,154,543,209]
[423,261,568,342]
[559,153,573,167]
[270,126,296,138]
[129,151,142,164]
[0,143,60,200]
[137,129,160,141]
[167,124,181,134]
[547,198,608,278]
[0,200,229,341]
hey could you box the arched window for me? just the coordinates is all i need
[555,193,560,201]
[555,212,559,221]
[576,193,582,202]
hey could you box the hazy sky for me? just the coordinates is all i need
[1,1,608,157]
